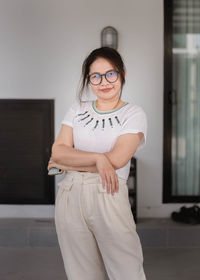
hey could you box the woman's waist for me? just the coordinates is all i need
[62,170,127,185]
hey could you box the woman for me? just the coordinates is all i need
[48,47,147,280]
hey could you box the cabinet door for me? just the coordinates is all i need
[0,99,54,204]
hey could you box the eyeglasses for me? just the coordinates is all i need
[88,70,119,85]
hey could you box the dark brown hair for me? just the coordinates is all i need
[77,47,126,104]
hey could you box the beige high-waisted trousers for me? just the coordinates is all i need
[55,170,146,280]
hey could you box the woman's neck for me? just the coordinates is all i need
[95,98,124,111]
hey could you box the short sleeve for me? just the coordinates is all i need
[119,105,147,150]
[61,101,80,127]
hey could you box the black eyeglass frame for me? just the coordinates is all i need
[88,70,119,85]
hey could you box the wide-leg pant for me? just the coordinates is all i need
[55,170,146,280]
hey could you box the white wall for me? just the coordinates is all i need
[0,0,191,218]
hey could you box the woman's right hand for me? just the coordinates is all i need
[95,154,119,195]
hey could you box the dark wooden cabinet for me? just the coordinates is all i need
[127,157,137,223]
[0,99,55,204]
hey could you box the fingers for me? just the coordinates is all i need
[104,174,112,195]
[101,172,119,195]
[47,159,52,171]
[110,174,119,195]
[47,157,56,171]
[101,176,106,190]
[47,161,53,171]
[96,154,119,194]
[110,176,115,195]
[115,175,119,193]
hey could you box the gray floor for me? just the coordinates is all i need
[0,246,200,280]
[1,218,200,280]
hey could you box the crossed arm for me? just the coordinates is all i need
[48,124,143,173]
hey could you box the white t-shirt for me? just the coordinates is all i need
[61,99,147,180]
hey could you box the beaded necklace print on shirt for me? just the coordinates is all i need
[74,100,129,131]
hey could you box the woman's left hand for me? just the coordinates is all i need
[47,156,66,171]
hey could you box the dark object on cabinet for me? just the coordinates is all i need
[127,157,137,223]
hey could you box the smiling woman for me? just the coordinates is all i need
[48,47,147,280]
[86,56,124,110]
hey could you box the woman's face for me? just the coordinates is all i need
[88,57,122,101]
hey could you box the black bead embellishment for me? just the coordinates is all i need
[76,111,88,117]
[93,120,99,130]
[115,116,121,125]
[108,118,113,128]
[78,114,90,121]
[102,119,105,129]
[84,117,94,126]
